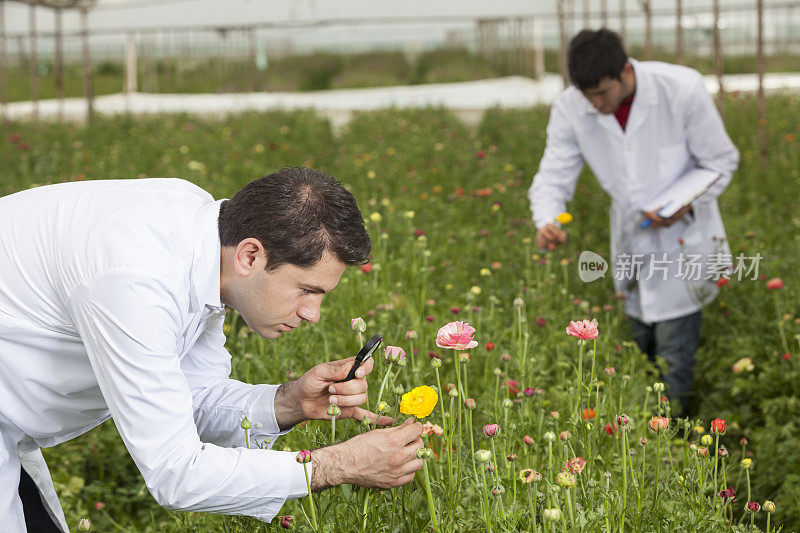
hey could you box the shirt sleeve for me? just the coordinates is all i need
[180,310,294,449]
[528,97,585,229]
[682,76,740,203]
[67,270,309,522]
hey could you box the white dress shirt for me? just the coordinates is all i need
[529,59,739,324]
[0,178,309,531]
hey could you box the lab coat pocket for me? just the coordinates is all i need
[658,142,690,183]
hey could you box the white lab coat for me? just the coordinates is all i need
[0,179,309,532]
[529,59,739,324]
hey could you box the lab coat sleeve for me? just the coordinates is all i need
[67,270,308,521]
[180,312,294,449]
[683,76,739,203]
[528,97,585,229]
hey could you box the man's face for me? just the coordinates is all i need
[581,76,629,115]
[231,248,346,339]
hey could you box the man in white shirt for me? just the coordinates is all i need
[0,167,424,532]
[529,29,738,416]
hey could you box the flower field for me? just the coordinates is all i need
[2,93,799,532]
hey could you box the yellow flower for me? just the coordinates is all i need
[556,212,573,225]
[369,212,382,223]
[400,386,438,418]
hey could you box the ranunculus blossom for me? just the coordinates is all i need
[505,379,518,396]
[559,430,571,441]
[280,515,294,529]
[436,321,479,350]
[746,501,761,513]
[536,317,547,327]
[710,418,727,435]
[523,435,534,445]
[565,457,587,474]
[732,357,755,373]
[648,416,669,432]
[565,319,599,341]
[523,387,536,397]
[556,470,576,487]
[716,487,735,503]
[295,450,312,463]
[483,424,500,437]
[716,277,730,287]
[383,345,406,364]
[486,342,495,351]
[603,423,617,435]
[581,408,596,420]
[556,212,573,224]
[400,386,438,418]
[766,278,784,290]
[360,263,373,274]
[350,317,366,333]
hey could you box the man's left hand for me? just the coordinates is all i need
[642,204,693,228]
[274,356,392,430]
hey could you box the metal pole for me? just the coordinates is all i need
[81,6,93,121]
[55,7,64,121]
[0,0,6,124]
[713,0,724,115]
[675,0,683,63]
[756,0,766,169]
[28,2,38,120]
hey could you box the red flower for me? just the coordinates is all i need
[603,423,617,435]
[505,379,518,396]
[280,515,294,529]
[783,353,791,361]
[414,229,426,237]
[360,263,373,274]
[486,342,495,351]
[716,277,729,287]
[8,134,21,144]
[475,187,492,197]
[476,149,487,159]
[710,418,727,435]
[425,315,434,322]
[581,408,596,420]
[766,278,784,290]
[450,306,461,314]
[716,486,735,503]
[536,317,547,327]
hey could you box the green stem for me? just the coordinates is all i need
[480,467,493,533]
[303,464,319,532]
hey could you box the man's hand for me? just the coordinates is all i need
[310,417,424,491]
[535,223,567,251]
[274,356,391,430]
[642,204,693,228]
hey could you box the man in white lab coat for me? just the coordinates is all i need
[529,29,738,415]
[0,167,424,532]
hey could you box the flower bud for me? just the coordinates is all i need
[507,453,518,462]
[431,358,442,368]
[327,404,341,417]
[377,401,389,413]
[361,417,372,428]
[485,462,495,472]
[718,447,729,458]
[475,449,492,463]
[406,330,417,340]
[615,414,630,427]
[78,518,91,531]
[745,501,760,513]
[513,297,524,308]
[524,435,534,446]
[384,345,406,364]
[493,367,503,376]
[550,411,560,420]
[280,515,294,529]
[393,384,405,396]
[653,382,665,392]
[502,398,513,409]
[492,485,505,496]
[763,500,776,513]
[240,417,252,430]
[559,430,571,441]
[701,434,713,446]
[458,352,471,363]
[648,416,669,433]
[710,418,727,435]
[740,458,753,470]
[350,317,366,333]
[543,431,556,442]
[416,448,433,460]
[295,450,312,464]
[483,424,500,437]
[464,398,476,410]
[640,437,647,446]
[556,471,576,488]
[543,508,562,522]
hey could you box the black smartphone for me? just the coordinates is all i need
[338,333,382,382]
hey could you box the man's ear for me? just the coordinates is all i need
[233,238,265,275]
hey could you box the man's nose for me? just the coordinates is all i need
[298,297,321,324]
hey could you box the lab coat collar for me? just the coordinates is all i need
[190,200,224,313]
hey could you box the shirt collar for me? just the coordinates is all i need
[189,199,224,313]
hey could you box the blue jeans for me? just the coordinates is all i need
[629,311,702,416]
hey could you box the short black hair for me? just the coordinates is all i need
[218,167,371,271]
[568,28,629,90]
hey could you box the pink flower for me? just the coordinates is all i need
[565,319,599,340]
[280,515,294,529]
[94,502,105,510]
[648,416,669,433]
[523,435,534,445]
[559,430,571,441]
[295,450,312,463]
[766,278,784,290]
[483,424,500,437]
[436,321,478,350]
[536,317,547,327]
[384,345,406,364]
[716,486,735,503]
[422,421,444,437]
[523,387,536,397]
[565,457,586,474]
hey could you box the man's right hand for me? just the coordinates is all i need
[309,417,424,491]
[535,223,567,250]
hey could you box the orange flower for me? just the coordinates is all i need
[786,133,795,143]
[648,416,669,433]
[581,408,596,420]
[710,418,727,435]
